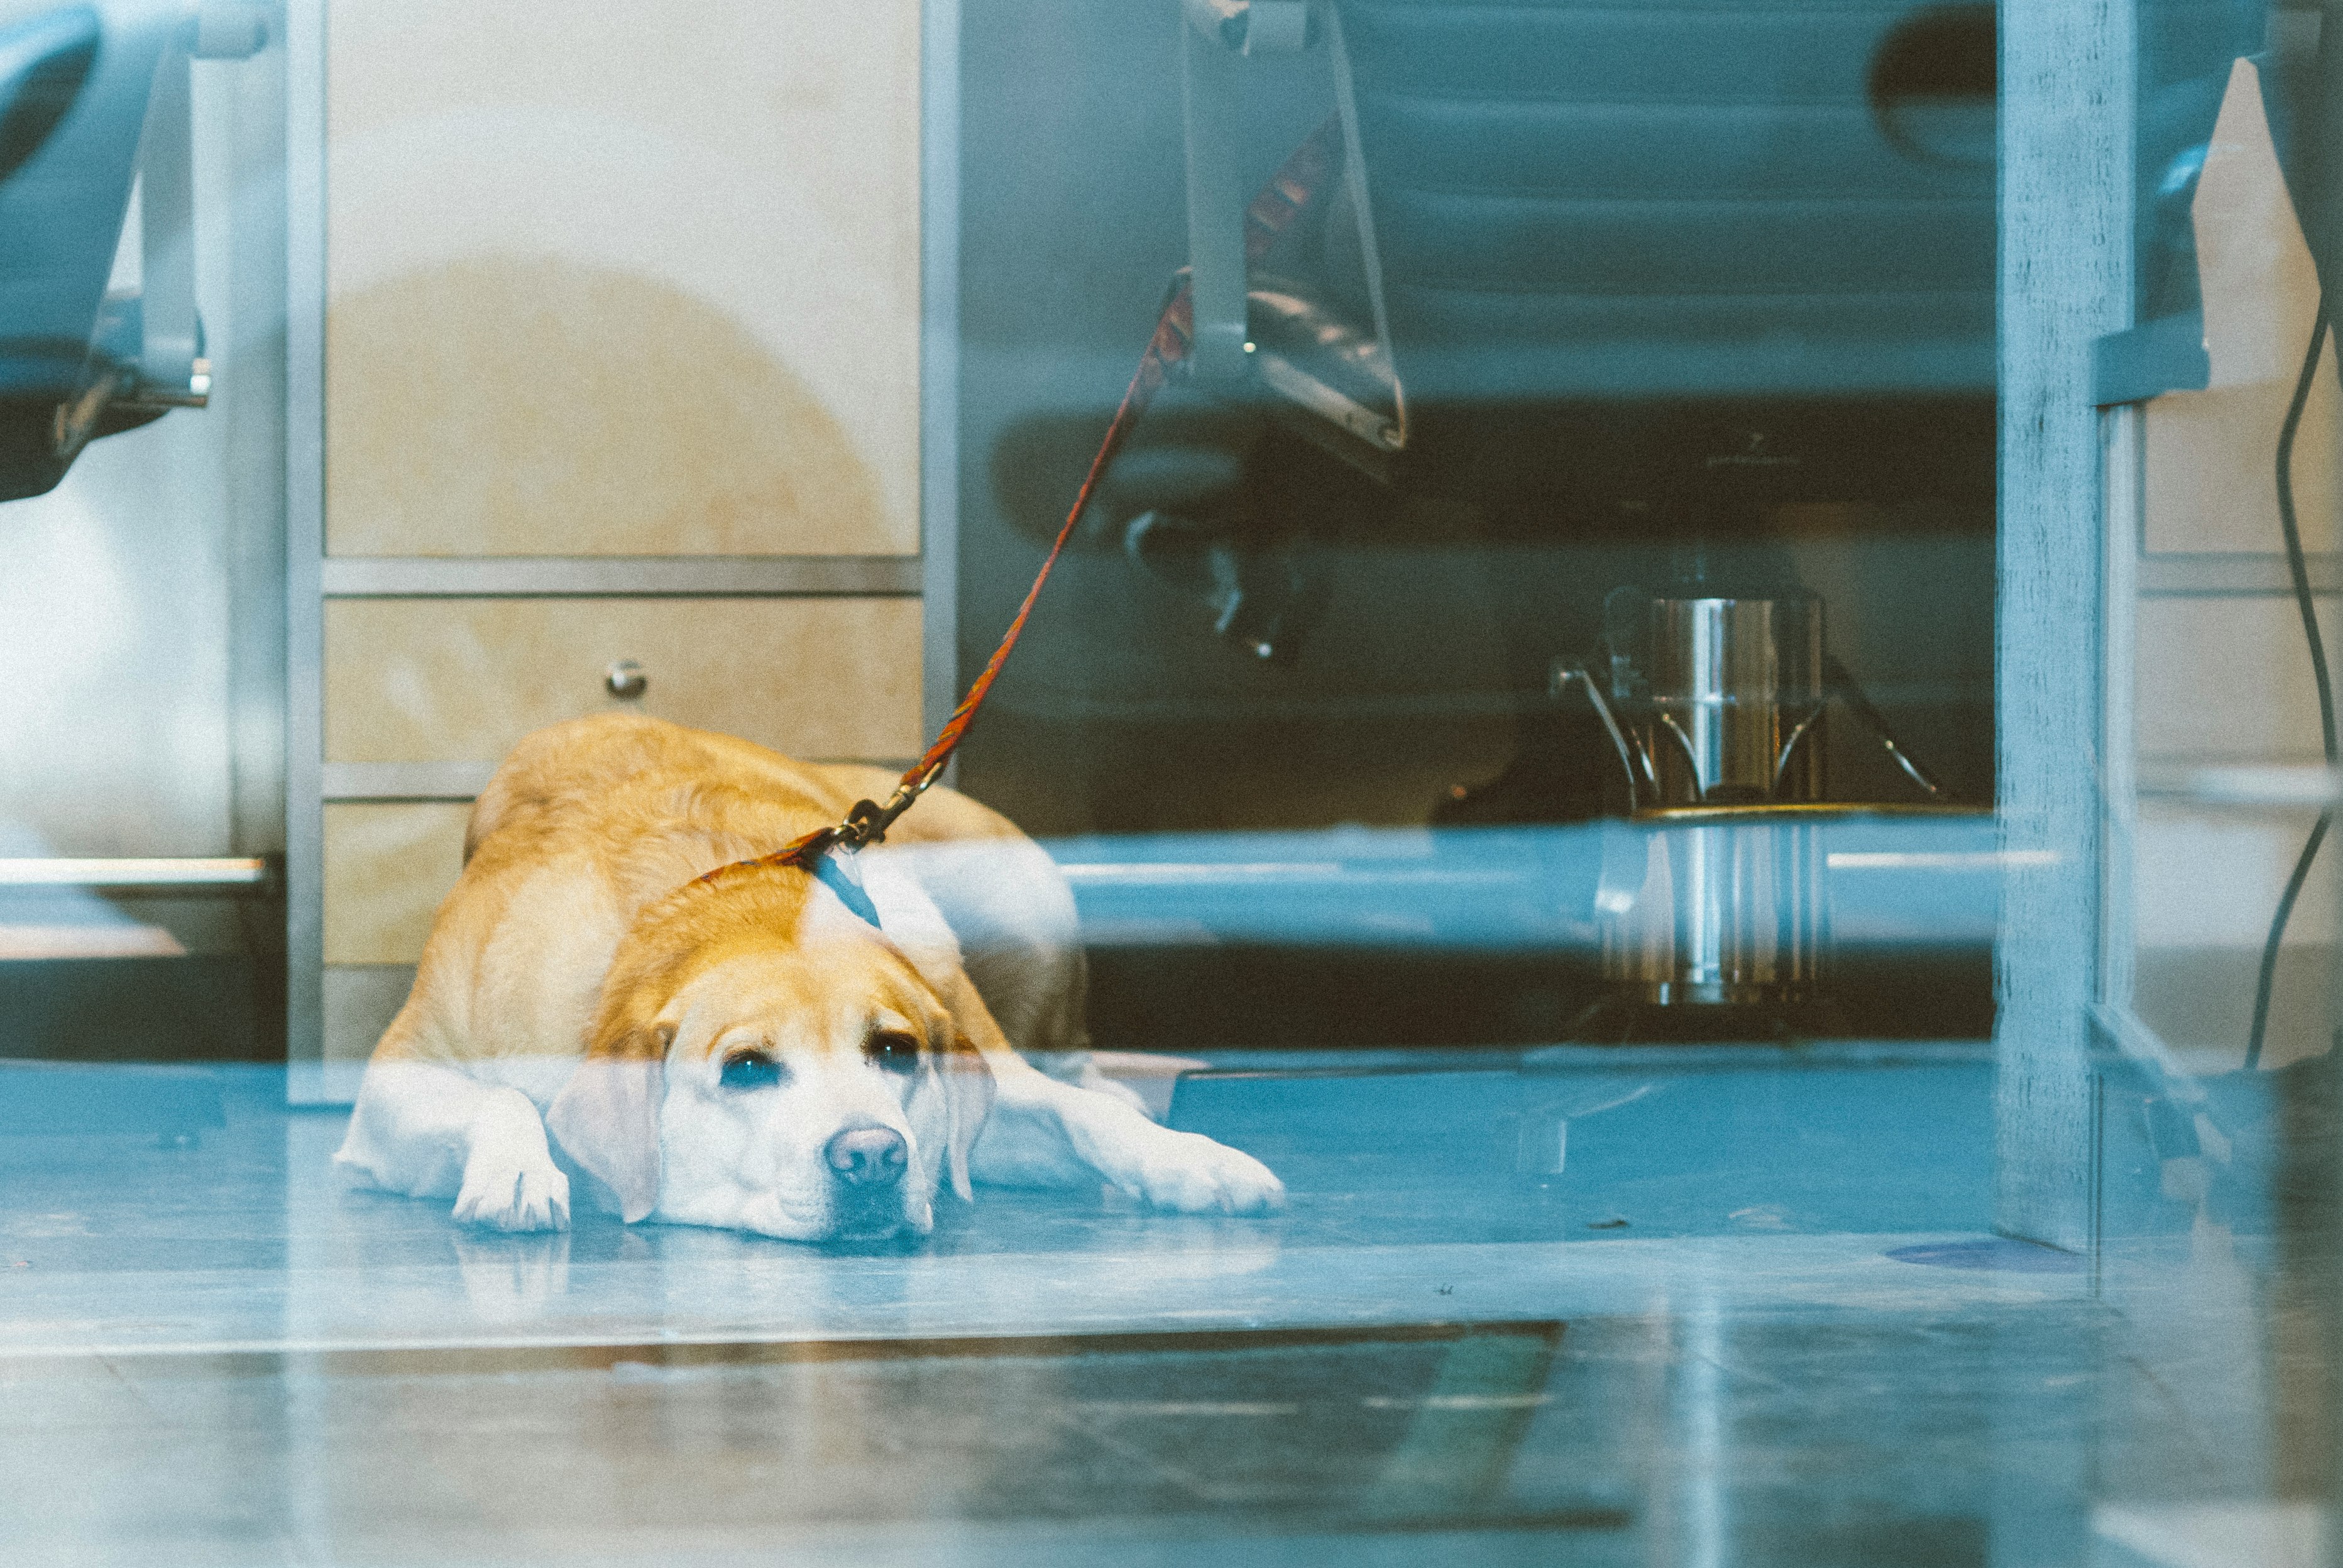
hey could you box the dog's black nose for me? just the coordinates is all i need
[825,1126,908,1187]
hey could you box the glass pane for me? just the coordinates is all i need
[3,3,2337,1566]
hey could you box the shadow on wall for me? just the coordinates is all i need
[327,257,884,557]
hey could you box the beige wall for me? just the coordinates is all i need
[322,0,921,557]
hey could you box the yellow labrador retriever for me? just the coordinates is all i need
[333,714,1283,1239]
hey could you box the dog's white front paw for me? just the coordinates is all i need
[454,1149,570,1231]
[453,1124,571,1232]
[1124,1131,1286,1216]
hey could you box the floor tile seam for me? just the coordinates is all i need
[0,1292,2095,1363]
[0,1238,2063,1302]
[0,1314,1574,1362]
[0,1227,2016,1275]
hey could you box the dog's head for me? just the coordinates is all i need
[545,876,994,1241]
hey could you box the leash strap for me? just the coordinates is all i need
[696,115,1344,904]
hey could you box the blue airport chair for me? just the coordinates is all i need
[0,1,263,501]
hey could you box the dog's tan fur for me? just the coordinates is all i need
[334,714,1283,1239]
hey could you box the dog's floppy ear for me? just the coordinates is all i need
[939,1032,995,1203]
[546,1022,672,1223]
[924,968,1009,1202]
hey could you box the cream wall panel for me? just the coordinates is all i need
[2136,801,2340,948]
[2144,360,2338,555]
[2144,60,2340,556]
[324,598,923,765]
[2133,946,2335,1071]
[322,803,471,965]
[2132,804,2339,1070]
[2135,595,2342,762]
[324,965,419,1065]
[323,0,921,557]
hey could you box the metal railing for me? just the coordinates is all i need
[0,858,273,892]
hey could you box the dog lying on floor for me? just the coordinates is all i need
[333,714,1283,1240]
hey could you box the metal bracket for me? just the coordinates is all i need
[193,1,269,61]
[1824,654,1946,799]
[2090,312,2210,406]
[116,4,266,415]
[1180,1,1322,381]
[1178,2,1269,381]
[130,23,201,405]
[49,4,268,456]
[1178,0,1407,451]
[1183,0,1312,56]
[1554,664,1658,811]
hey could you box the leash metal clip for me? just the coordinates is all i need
[838,800,884,850]
[836,779,926,853]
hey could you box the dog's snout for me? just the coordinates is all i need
[825,1126,908,1187]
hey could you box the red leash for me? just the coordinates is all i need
[699,116,1342,892]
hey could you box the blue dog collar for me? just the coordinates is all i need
[811,845,884,929]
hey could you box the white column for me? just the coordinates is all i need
[1995,0,2135,1249]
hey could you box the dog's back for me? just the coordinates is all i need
[383,713,1087,1078]
[464,714,833,860]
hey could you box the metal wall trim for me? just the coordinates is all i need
[2137,552,2343,596]
[320,556,924,598]
[321,762,497,800]
[321,759,921,801]
[2099,405,2141,1021]
[321,963,415,1102]
[921,0,962,786]
[283,0,327,1102]
[0,858,272,890]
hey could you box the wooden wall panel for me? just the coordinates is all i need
[324,597,923,765]
[322,803,471,965]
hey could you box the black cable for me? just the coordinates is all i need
[2278,309,2337,764]
[2248,815,2329,1070]
[2245,301,2335,1071]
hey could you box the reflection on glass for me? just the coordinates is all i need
[0,3,2336,1566]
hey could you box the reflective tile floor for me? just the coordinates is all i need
[0,1049,2327,1567]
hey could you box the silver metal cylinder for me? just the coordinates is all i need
[1642,596,1825,806]
[1596,808,1829,1006]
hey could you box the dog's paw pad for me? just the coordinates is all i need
[1131,1133,1286,1217]
[453,1154,571,1233]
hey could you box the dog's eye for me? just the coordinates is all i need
[865,1031,921,1075]
[719,1050,784,1091]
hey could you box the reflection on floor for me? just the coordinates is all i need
[0,1051,2326,1567]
